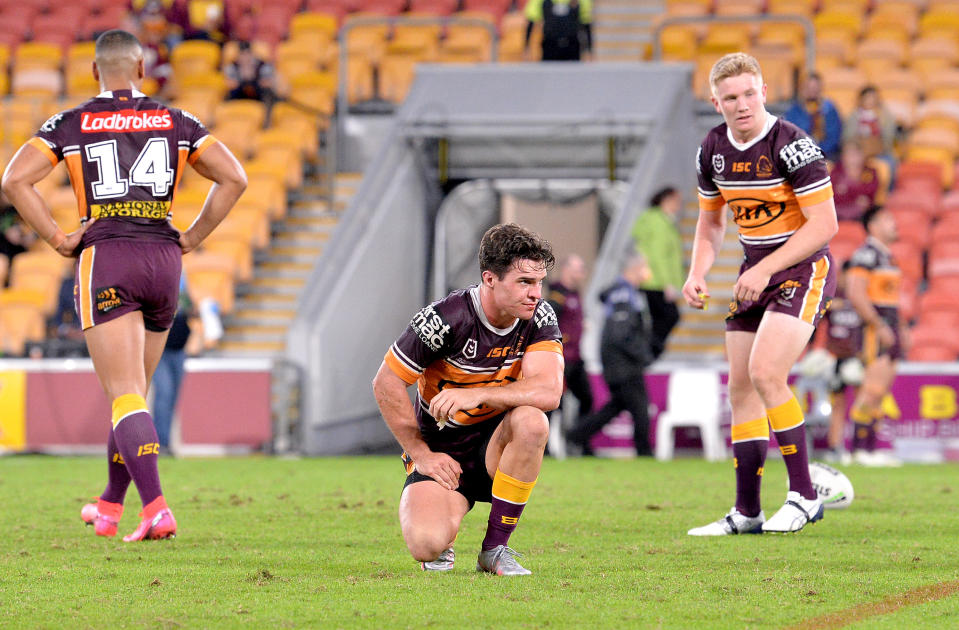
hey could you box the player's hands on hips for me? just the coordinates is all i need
[414,451,462,491]
[429,388,485,427]
[734,265,771,303]
[56,220,93,258]
[178,229,201,254]
[682,276,709,309]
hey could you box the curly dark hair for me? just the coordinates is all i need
[478,223,555,279]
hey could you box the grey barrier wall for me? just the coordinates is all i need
[288,63,698,454]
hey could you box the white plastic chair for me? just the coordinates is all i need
[655,368,726,461]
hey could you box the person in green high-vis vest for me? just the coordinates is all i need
[631,187,685,359]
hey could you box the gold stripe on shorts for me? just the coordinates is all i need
[78,246,96,330]
[800,257,829,325]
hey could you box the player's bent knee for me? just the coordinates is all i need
[508,406,550,446]
[404,529,451,562]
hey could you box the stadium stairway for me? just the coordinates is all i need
[592,0,662,62]
[662,201,741,361]
[214,172,362,356]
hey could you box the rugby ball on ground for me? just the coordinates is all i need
[809,461,854,509]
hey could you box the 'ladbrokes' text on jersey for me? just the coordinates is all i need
[29,89,217,246]
[697,115,833,265]
[385,286,562,450]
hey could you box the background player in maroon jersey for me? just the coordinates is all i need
[845,205,905,467]
[372,224,563,575]
[684,53,838,535]
[1,30,247,541]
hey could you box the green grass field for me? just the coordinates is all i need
[1,455,956,629]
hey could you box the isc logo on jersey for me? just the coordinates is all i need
[411,305,451,351]
[80,109,173,133]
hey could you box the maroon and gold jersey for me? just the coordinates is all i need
[384,286,562,451]
[28,89,218,246]
[847,236,900,326]
[697,115,834,265]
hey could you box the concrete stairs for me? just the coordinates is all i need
[214,172,362,356]
[592,0,664,62]
[661,206,743,361]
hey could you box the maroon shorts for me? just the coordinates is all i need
[862,315,903,363]
[726,254,837,334]
[74,239,182,332]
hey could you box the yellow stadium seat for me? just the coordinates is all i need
[379,55,418,103]
[346,57,375,104]
[276,51,320,83]
[698,27,749,58]
[822,67,867,117]
[290,11,339,40]
[217,205,270,250]
[170,39,221,76]
[819,0,869,12]
[767,0,814,17]
[344,21,390,64]
[14,42,62,71]
[174,71,227,100]
[659,25,698,61]
[918,9,959,39]
[914,110,959,136]
[393,18,442,45]
[171,93,220,128]
[0,302,45,356]
[866,11,916,41]
[11,69,62,99]
[244,158,288,192]
[183,252,235,315]
[904,146,954,189]
[0,287,47,310]
[814,10,862,41]
[925,69,959,102]
[269,102,321,157]
[244,174,287,220]
[201,233,254,282]
[910,127,959,158]
[214,99,267,131]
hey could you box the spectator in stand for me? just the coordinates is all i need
[524,0,593,62]
[631,186,685,359]
[830,139,884,223]
[0,198,37,287]
[225,41,278,107]
[546,254,593,425]
[842,85,897,179]
[784,72,843,161]
[137,1,173,96]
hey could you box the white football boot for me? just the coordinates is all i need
[687,507,765,536]
[762,491,823,533]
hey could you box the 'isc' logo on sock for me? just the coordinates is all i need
[138,442,160,456]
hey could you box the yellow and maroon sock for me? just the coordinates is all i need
[100,427,132,504]
[111,394,164,508]
[731,417,769,517]
[851,405,877,452]
[482,470,536,551]
[768,396,816,500]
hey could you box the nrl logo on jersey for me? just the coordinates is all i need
[463,338,478,359]
[411,305,451,351]
[712,154,725,174]
[534,301,558,329]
